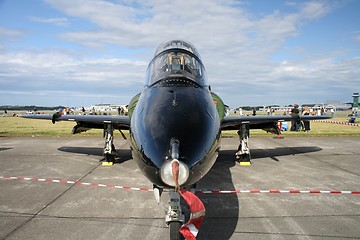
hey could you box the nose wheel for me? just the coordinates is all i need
[169,221,183,240]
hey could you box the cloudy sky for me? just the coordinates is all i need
[0,0,359,107]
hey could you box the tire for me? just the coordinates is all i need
[169,221,183,240]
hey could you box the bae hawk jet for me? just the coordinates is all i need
[22,40,330,239]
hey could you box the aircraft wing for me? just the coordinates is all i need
[22,113,131,131]
[221,115,331,131]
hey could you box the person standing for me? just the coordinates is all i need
[290,104,300,131]
[302,107,310,131]
[330,108,335,117]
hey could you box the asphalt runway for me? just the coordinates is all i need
[0,136,359,240]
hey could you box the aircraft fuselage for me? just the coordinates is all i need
[129,40,221,188]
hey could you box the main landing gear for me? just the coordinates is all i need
[102,123,117,165]
[236,123,252,165]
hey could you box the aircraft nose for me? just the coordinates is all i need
[160,159,189,187]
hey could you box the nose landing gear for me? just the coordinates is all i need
[166,191,185,240]
[154,185,185,240]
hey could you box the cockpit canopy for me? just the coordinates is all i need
[146,40,208,87]
[154,40,201,57]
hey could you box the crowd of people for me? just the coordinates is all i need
[290,104,310,132]
[234,104,342,132]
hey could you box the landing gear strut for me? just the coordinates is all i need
[153,186,185,239]
[154,186,185,240]
[103,123,117,163]
[236,123,251,164]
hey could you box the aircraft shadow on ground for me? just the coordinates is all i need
[57,146,132,163]
[196,149,238,240]
[197,145,322,240]
[0,147,12,152]
[250,146,322,162]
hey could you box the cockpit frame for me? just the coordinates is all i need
[145,41,208,87]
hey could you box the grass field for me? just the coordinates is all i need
[1,110,359,138]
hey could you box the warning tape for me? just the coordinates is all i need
[0,176,152,192]
[197,189,360,194]
[1,175,360,195]
[314,120,359,127]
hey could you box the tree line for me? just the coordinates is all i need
[0,105,66,111]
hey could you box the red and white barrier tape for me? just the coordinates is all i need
[197,189,360,194]
[0,176,152,191]
[314,120,359,127]
[1,175,359,195]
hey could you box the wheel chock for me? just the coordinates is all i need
[102,162,114,166]
[239,161,251,166]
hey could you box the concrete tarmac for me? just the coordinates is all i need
[0,136,359,240]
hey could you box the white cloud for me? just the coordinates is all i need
[0,27,25,41]
[1,0,359,106]
[0,49,147,105]
[299,1,332,20]
[0,51,146,85]
[44,0,253,49]
[28,16,70,26]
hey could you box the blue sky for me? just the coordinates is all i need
[1,0,359,108]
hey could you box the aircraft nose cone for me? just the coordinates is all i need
[160,159,189,187]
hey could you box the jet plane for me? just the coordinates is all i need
[22,40,330,239]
